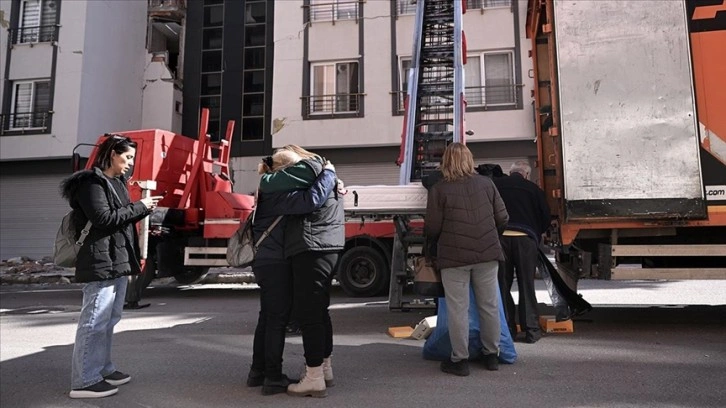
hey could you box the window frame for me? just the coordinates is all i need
[466,49,517,107]
[16,0,57,44]
[308,60,361,117]
[8,79,52,131]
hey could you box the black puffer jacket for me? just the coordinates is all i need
[283,159,345,258]
[60,168,149,282]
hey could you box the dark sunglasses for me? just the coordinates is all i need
[262,156,273,168]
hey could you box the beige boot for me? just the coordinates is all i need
[287,365,326,398]
[323,356,334,387]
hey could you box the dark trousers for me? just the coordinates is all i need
[251,261,293,380]
[499,235,541,339]
[290,251,338,368]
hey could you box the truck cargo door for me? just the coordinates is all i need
[553,0,706,220]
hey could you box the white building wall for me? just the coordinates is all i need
[76,0,147,144]
[0,0,89,160]
[271,0,533,152]
[141,54,178,132]
[0,0,9,107]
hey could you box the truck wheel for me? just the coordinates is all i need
[336,247,389,297]
[173,267,209,285]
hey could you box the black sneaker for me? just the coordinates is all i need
[481,353,499,371]
[440,359,470,376]
[525,330,542,344]
[262,374,295,396]
[103,371,131,386]
[69,380,118,399]
[247,368,264,387]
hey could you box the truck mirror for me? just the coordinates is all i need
[72,152,81,172]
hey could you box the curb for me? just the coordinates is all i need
[1,270,256,286]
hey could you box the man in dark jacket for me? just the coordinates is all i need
[493,161,551,343]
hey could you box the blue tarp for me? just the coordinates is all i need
[422,287,517,363]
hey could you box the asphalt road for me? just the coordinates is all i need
[1,281,724,408]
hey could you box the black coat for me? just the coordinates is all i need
[492,173,551,240]
[252,168,338,265]
[60,168,149,282]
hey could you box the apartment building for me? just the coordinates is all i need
[0,0,534,259]
[0,0,182,259]
[180,0,536,193]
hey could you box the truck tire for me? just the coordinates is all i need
[336,246,389,297]
[173,267,209,285]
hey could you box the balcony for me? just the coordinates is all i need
[303,93,363,119]
[149,0,185,20]
[0,112,53,136]
[305,1,360,24]
[465,84,521,107]
[10,25,59,45]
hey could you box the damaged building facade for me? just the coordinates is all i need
[0,0,534,260]
[0,0,184,259]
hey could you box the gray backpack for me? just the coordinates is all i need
[53,211,92,268]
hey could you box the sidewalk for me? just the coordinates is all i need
[0,257,255,285]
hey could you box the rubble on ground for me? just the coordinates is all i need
[0,256,75,284]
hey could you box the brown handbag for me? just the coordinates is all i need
[413,256,445,297]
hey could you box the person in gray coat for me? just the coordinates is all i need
[425,143,509,376]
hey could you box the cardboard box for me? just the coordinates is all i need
[539,315,574,333]
[410,316,437,340]
[388,326,414,338]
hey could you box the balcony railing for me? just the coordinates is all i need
[0,112,53,135]
[305,1,360,23]
[396,0,511,16]
[465,84,521,107]
[392,85,522,114]
[303,93,363,117]
[10,25,59,44]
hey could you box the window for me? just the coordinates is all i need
[241,0,268,140]
[9,80,52,129]
[309,61,360,115]
[16,0,58,44]
[465,51,516,106]
[200,0,224,140]
[467,0,511,9]
[308,0,359,22]
[397,0,417,15]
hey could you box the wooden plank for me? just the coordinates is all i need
[610,268,726,280]
[611,244,726,257]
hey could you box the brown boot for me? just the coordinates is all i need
[287,365,326,398]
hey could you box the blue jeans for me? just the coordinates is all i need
[71,276,127,389]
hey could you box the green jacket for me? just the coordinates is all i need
[259,157,323,193]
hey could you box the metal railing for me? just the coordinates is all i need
[465,84,520,106]
[305,1,359,23]
[303,93,363,116]
[10,25,59,44]
[0,112,53,135]
[393,85,521,114]
[467,0,512,9]
[396,0,511,16]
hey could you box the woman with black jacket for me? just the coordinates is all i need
[61,135,161,399]
[246,149,338,396]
